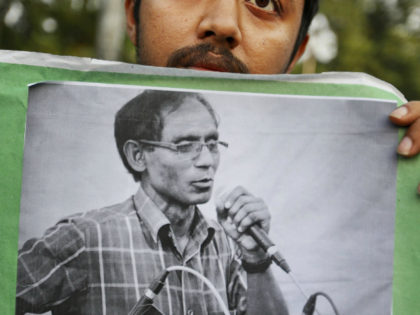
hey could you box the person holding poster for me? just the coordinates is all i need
[122,0,420,189]
[16,90,288,315]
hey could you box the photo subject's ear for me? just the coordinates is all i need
[125,0,137,44]
[286,34,309,73]
[123,140,146,173]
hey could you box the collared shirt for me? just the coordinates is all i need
[16,186,247,315]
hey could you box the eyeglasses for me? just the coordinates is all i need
[139,139,228,160]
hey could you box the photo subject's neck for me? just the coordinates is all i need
[141,182,195,238]
[162,204,195,239]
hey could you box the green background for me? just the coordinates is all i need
[1,61,419,314]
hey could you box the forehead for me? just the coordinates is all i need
[160,97,217,141]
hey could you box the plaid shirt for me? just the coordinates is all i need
[16,186,247,315]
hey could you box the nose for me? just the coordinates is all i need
[197,0,242,49]
[194,144,218,168]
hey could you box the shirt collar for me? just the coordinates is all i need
[189,206,219,248]
[132,185,220,245]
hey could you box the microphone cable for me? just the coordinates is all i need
[128,264,340,315]
[287,271,322,315]
[166,266,230,315]
[244,224,340,315]
[273,261,340,315]
[128,265,230,315]
[302,292,340,315]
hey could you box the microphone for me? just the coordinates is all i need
[215,187,291,274]
[246,225,291,273]
[128,270,169,315]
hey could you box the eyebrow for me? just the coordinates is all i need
[171,131,219,143]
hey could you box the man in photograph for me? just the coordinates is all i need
[16,89,288,315]
[123,0,420,189]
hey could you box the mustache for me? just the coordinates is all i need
[166,43,249,74]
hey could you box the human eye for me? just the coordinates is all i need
[206,140,219,153]
[176,142,195,154]
[245,0,281,14]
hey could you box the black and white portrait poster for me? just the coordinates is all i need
[17,81,398,315]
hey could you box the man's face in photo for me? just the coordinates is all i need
[143,98,220,206]
[125,0,307,74]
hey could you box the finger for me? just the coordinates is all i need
[218,217,241,241]
[224,226,241,241]
[389,101,420,126]
[216,193,253,227]
[397,118,420,157]
[237,208,270,233]
[215,186,247,217]
[231,201,257,226]
[227,195,254,218]
[222,186,249,209]
[231,199,266,229]
[236,234,259,251]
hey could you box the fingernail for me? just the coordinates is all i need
[238,226,243,233]
[397,137,413,155]
[224,201,231,209]
[390,106,408,119]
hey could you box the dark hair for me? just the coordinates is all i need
[132,0,319,70]
[114,90,218,181]
[289,0,319,66]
